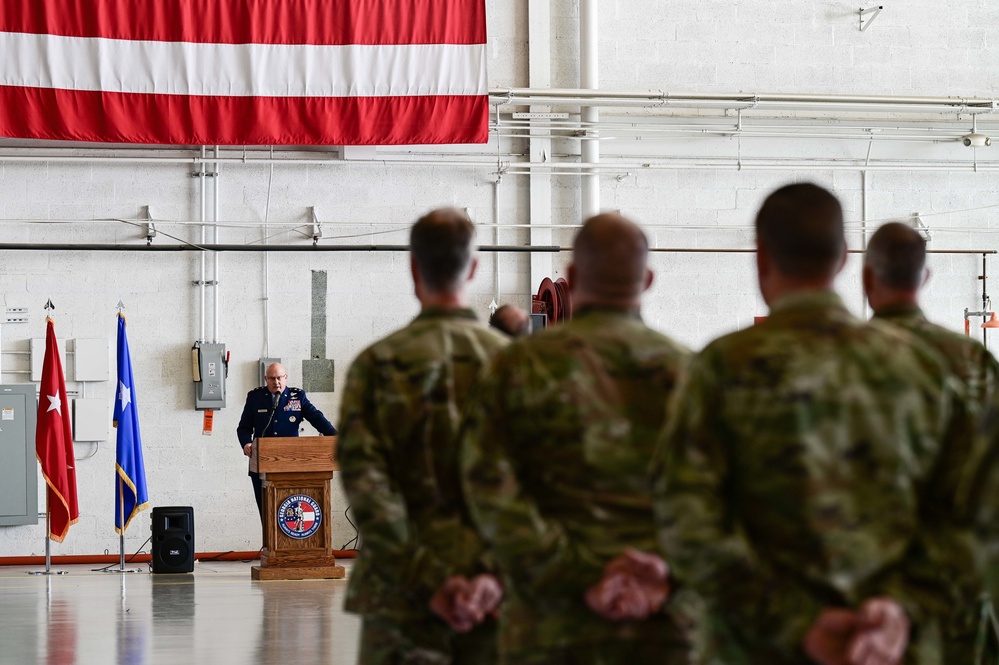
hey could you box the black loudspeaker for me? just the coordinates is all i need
[151,506,195,574]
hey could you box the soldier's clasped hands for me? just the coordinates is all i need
[803,597,909,665]
[429,574,504,632]
[585,547,670,621]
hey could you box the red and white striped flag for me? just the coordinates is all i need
[0,1,488,145]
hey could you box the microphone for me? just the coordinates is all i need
[261,391,281,437]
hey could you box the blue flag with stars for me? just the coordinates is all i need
[114,313,149,534]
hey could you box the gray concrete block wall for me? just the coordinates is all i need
[2,0,999,555]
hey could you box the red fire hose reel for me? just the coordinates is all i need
[533,277,571,326]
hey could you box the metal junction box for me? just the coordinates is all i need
[0,384,38,526]
[194,342,227,410]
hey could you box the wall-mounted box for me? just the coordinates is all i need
[73,398,110,442]
[74,338,110,382]
[0,384,38,526]
[194,342,227,410]
[30,337,67,382]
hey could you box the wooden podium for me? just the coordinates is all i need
[249,436,345,581]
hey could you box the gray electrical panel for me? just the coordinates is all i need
[0,384,38,526]
[193,342,227,410]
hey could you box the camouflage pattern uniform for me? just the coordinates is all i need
[874,304,999,664]
[958,402,999,664]
[652,290,977,665]
[875,302,999,411]
[338,308,508,665]
[461,306,694,665]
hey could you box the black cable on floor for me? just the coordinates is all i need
[90,536,152,572]
[340,504,359,551]
[238,547,264,564]
[197,550,235,562]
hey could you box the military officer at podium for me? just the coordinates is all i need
[237,362,337,517]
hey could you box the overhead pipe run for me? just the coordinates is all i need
[0,243,989,256]
[579,0,600,219]
[213,145,221,344]
[0,90,995,182]
[0,243,564,253]
[489,88,999,114]
[198,146,207,343]
[527,0,555,287]
[2,153,998,174]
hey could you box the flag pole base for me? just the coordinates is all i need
[101,567,143,574]
[29,522,66,574]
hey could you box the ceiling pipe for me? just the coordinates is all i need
[499,160,999,173]
[2,152,997,173]
[198,145,207,343]
[0,243,989,255]
[0,243,562,253]
[212,145,221,344]
[579,0,600,219]
[6,218,997,234]
[490,87,999,111]
[527,0,555,291]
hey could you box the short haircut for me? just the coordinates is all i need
[573,213,650,298]
[410,208,476,293]
[755,183,845,280]
[489,304,530,337]
[865,222,927,290]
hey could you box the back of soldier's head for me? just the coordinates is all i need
[865,222,926,291]
[489,304,530,337]
[756,183,845,280]
[573,213,649,299]
[410,208,476,293]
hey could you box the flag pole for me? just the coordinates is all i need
[43,507,51,572]
[29,299,69,575]
[104,473,141,573]
[27,496,67,576]
[30,300,75,575]
[118,476,125,569]
[108,302,143,574]
[119,482,125,570]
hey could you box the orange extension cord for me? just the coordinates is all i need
[0,550,357,566]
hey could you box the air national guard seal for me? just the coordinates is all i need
[277,494,322,539]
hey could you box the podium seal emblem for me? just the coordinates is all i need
[277,494,322,539]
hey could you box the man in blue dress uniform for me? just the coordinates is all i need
[236,362,336,516]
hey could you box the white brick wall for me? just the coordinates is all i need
[2,0,999,556]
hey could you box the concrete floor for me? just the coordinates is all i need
[0,560,360,665]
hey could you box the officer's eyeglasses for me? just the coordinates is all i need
[265,375,287,381]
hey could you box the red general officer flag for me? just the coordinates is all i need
[36,317,79,542]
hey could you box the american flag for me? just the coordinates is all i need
[0,0,489,145]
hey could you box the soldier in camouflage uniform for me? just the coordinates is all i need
[957,399,999,664]
[864,221,999,662]
[461,213,694,665]
[338,209,508,665]
[651,184,975,665]
[865,221,999,411]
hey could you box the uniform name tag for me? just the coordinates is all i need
[257,409,268,413]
